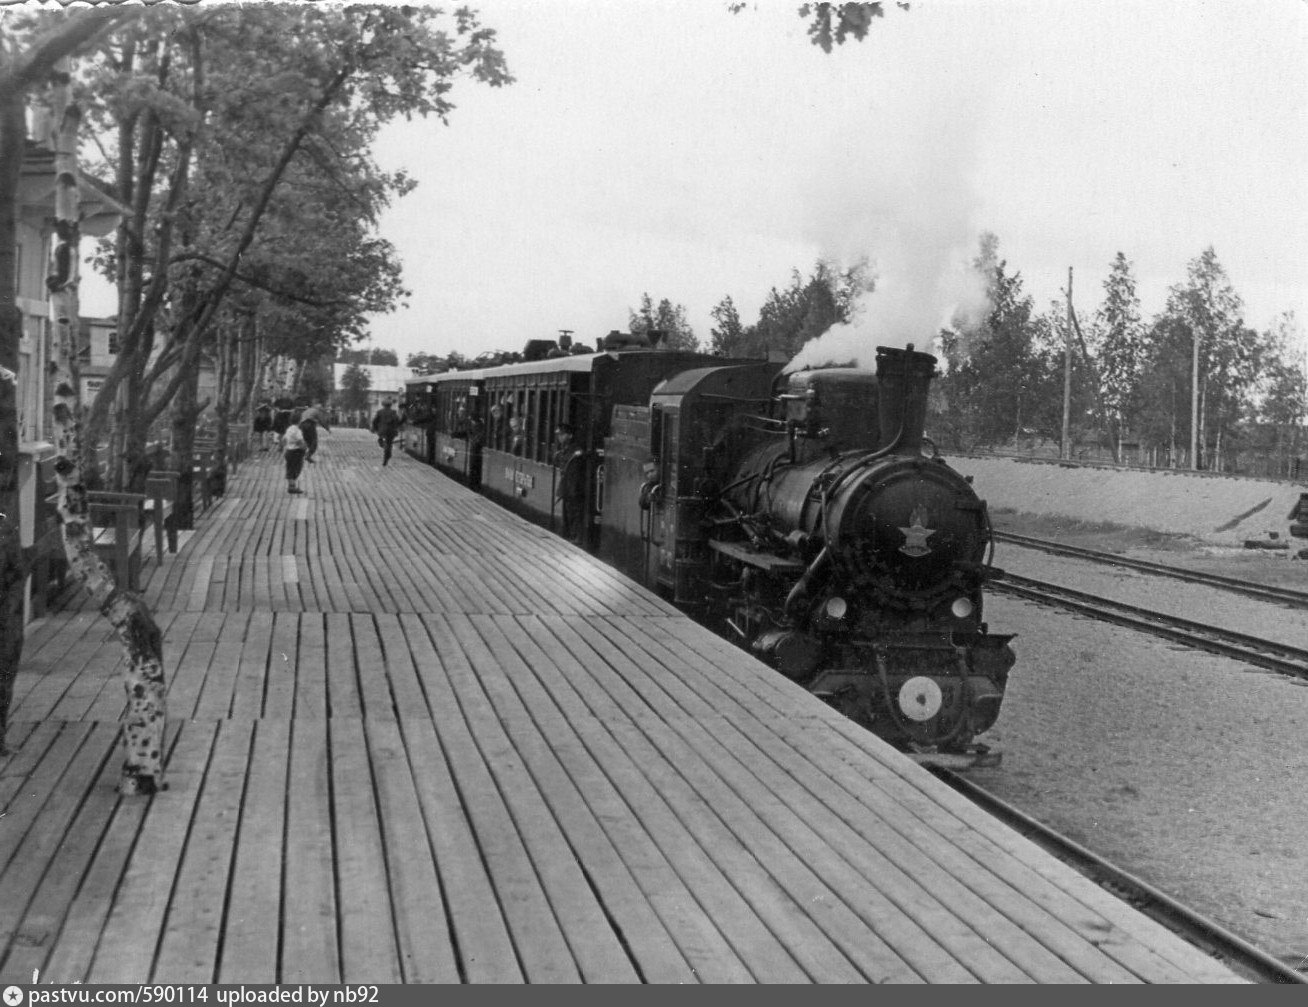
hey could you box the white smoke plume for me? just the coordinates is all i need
[785,79,989,374]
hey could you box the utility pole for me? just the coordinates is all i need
[1190,318,1200,470]
[1061,267,1073,460]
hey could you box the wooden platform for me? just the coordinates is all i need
[0,430,1245,983]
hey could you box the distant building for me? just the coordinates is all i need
[332,363,419,425]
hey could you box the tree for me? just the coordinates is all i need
[743,258,871,361]
[629,293,698,351]
[1159,247,1249,470]
[338,362,371,415]
[731,2,907,52]
[407,351,450,373]
[941,236,1043,446]
[1135,314,1195,467]
[1254,312,1307,477]
[77,5,510,521]
[1091,253,1146,461]
[47,49,170,793]
[338,346,400,366]
[708,295,746,356]
[0,7,139,757]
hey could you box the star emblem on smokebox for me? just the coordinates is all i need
[899,505,935,557]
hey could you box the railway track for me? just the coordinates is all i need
[992,572,1308,680]
[993,531,1308,608]
[931,768,1308,984]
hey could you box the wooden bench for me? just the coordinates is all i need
[144,469,180,558]
[87,491,148,592]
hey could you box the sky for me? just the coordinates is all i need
[78,0,1308,369]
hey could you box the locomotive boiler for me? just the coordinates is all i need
[605,345,1014,753]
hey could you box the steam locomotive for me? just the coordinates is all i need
[403,332,1015,755]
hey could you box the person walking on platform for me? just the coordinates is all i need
[281,413,307,494]
[300,403,330,464]
[371,400,402,467]
[253,400,273,451]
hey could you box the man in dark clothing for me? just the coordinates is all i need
[371,400,402,466]
[299,404,330,464]
[553,423,586,544]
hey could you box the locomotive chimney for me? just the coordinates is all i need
[874,344,937,455]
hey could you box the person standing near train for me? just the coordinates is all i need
[553,423,586,544]
[371,400,402,467]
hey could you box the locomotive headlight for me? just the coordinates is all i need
[950,597,975,619]
[825,596,848,620]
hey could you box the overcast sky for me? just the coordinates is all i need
[80,0,1308,368]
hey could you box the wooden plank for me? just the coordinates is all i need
[88,720,219,982]
[230,610,275,720]
[349,615,396,722]
[470,614,708,981]
[324,613,362,718]
[37,728,184,982]
[153,718,255,981]
[217,718,290,983]
[431,614,641,981]
[188,555,215,611]
[0,723,94,864]
[293,614,327,720]
[407,613,581,982]
[620,617,1198,982]
[165,612,227,721]
[524,616,892,981]
[594,616,1055,982]
[281,717,339,982]
[263,612,299,719]
[0,722,113,964]
[363,718,461,982]
[191,610,251,720]
[329,717,402,982]
[503,615,852,982]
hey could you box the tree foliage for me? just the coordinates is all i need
[339,347,399,366]
[629,293,698,351]
[338,361,371,414]
[730,2,908,52]
[1090,252,1146,455]
[66,4,510,501]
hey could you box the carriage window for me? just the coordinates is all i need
[535,389,550,461]
[525,389,538,460]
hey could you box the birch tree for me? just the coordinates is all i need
[44,51,169,794]
[0,7,137,757]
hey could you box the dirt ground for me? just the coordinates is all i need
[948,458,1308,971]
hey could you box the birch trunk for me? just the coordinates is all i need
[46,58,167,795]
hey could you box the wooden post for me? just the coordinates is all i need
[1061,267,1073,460]
[1190,318,1201,470]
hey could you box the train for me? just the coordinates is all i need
[403,330,1015,757]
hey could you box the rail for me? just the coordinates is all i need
[994,531,1308,608]
[931,768,1307,984]
[992,572,1308,680]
